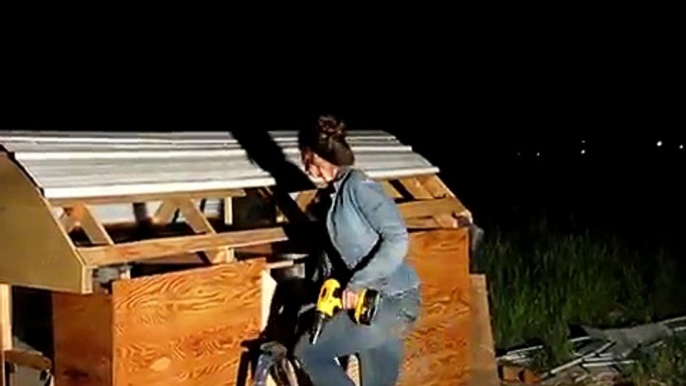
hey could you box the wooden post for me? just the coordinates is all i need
[0,283,12,386]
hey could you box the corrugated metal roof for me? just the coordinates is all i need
[0,130,439,200]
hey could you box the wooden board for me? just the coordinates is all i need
[53,290,113,386]
[469,274,499,386]
[111,259,265,386]
[0,156,90,293]
[399,228,471,386]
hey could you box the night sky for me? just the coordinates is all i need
[2,45,682,244]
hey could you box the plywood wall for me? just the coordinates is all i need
[53,259,266,386]
[399,228,471,386]
[111,260,265,386]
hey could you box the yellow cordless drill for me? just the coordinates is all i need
[309,278,381,344]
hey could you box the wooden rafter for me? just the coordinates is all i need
[398,197,466,220]
[417,175,455,198]
[417,174,473,223]
[398,177,434,200]
[78,227,288,267]
[381,181,403,199]
[399,177,456,228]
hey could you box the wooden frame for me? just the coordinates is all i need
[1,147,491,385]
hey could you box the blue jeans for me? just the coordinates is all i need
[293,288,421,386]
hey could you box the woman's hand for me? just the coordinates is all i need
[341,289,359,310]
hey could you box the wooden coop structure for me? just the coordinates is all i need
[0,130,498,386]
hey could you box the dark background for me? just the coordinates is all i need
[1,38,683,254]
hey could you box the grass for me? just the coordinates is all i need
[472,215,683,369]
[624,336,686,386]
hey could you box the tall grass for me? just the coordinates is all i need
[472,215,680,367]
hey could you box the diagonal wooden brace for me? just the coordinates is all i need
[59,204,114,245]
[175,198,234,264]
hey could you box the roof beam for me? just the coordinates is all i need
[78,227,288,267]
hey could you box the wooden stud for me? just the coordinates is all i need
[223,197,233,225]
[0,283,11,386]
[0,284,11,351]
[78,227,288,266]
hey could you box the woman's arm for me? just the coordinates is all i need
[345,176,409,292]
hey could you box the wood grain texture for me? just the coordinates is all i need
[0,156,90,293]
[48,188,246,207]
[53,291,113,386]
[76,204,115,245]
[398,177,434,200]
[112,260,266,386]
[380,181,403,199]
[176,198,232,263]
[78,227,287,266]
[398,197,466,219]
[4,349,53,371]
[399,229,471,386]
[399,178,457,228]
[416,175,473,222]
[469,274,499,386]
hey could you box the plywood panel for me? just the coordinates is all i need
[399,228,471,386]
[469,274,499,386]
[53,291,113,386]
[112,259,266,386]
[0,156,89,293]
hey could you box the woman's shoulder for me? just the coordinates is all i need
[340,167,385,197]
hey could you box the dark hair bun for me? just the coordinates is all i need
[316,115,346,143]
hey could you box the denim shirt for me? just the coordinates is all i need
[315,166,420,296]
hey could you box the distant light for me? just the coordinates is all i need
[517,152,521,156]
[680,144,684,150]
[536,152,540,157]
[581,149,586,155]
[581,140,586,144]
[657,141,663,147]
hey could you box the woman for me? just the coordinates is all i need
[293,115,421,386]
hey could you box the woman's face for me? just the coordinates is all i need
[301,149,336,181]
[301,149,323,178]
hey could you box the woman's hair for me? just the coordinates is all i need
[298,115,355,166]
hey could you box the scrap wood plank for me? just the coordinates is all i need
[78,226,288,266]
[469,274,499,386]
